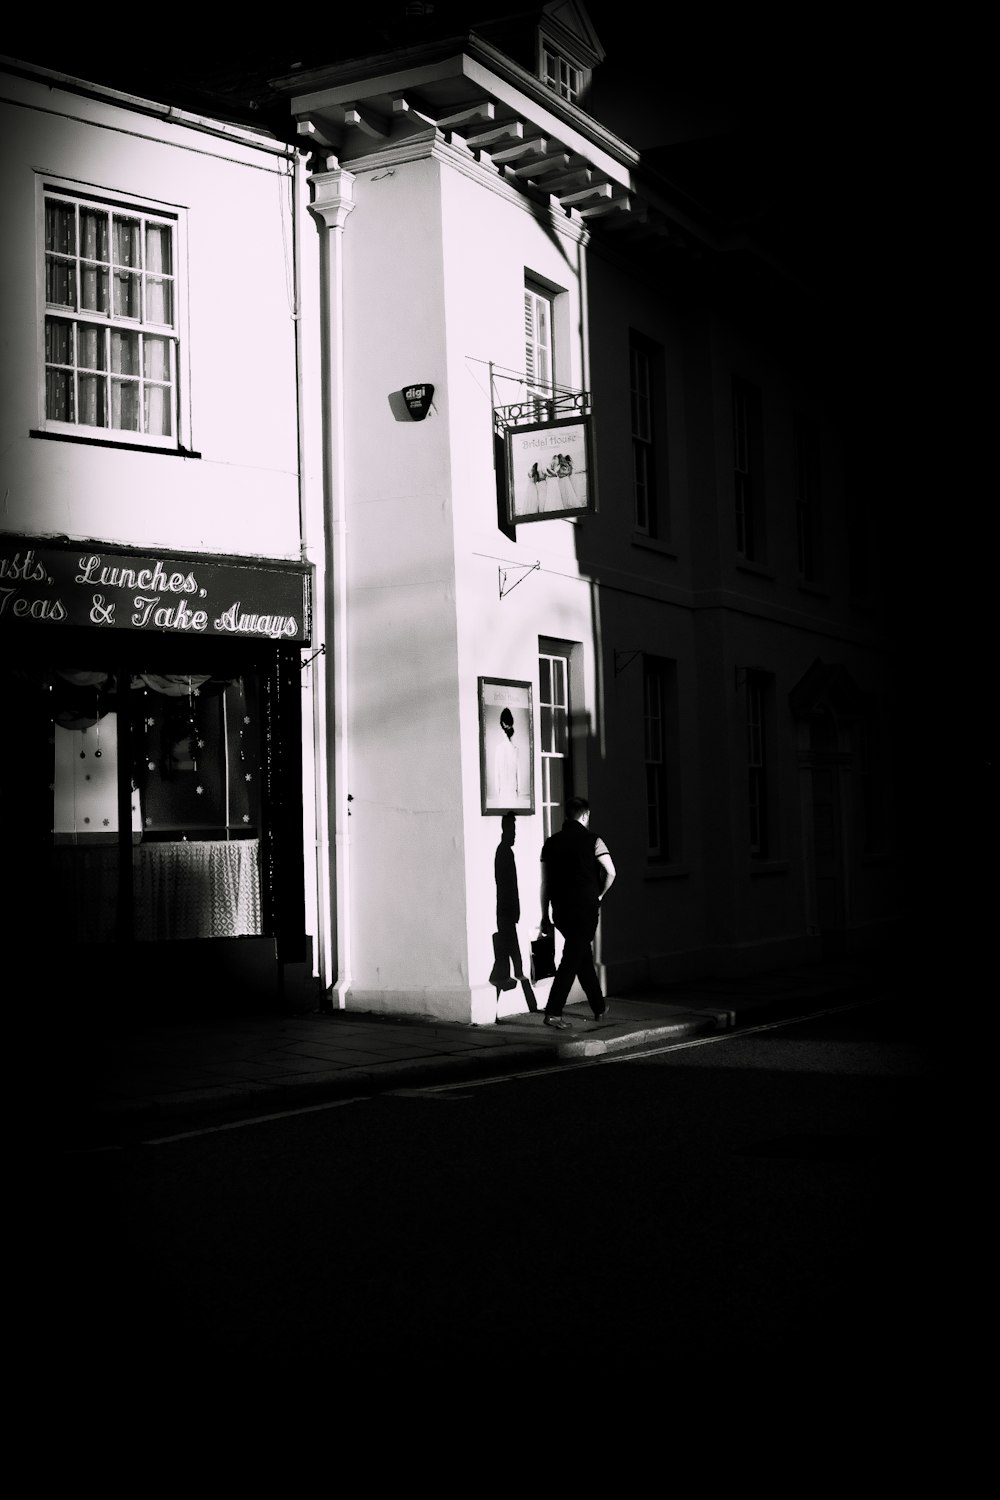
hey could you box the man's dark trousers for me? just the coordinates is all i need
[546,909,604,1018]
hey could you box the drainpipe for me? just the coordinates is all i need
[308,163,357,1010]
[289,145,333,1001]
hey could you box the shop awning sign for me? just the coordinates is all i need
[0,540,313,644]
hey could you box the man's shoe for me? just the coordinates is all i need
[543,1016,570,1030]
[592,1002,611,1022]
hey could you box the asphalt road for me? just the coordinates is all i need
[46,996,943,1404]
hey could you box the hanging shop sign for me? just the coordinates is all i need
[0,540,312,643]
[505,416,595,524]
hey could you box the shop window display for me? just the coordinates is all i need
[40,665,263,942]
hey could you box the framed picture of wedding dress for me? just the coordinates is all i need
[504,416,594,523]
[479,676,534,815]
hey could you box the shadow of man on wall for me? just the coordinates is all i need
[490,812,538,1013]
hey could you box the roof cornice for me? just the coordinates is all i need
[270,30,638,173]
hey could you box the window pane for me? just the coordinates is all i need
[525,287,554,395]
[145,277,173,325]
[46,258,76,308]
[551,657,566,706]
[78,373,106,427]
[46,201,76,255]
[46,368,74,422]
[113,271,140,319]
[548,756,565,807]
[144,385,172,436]
[539,656,551,702]
[144,336,169,382]
[111,331,139,375]
[633,444,649,531]
[113,216,141,267]
[45,317,73,365]
[80,265,108,313]
[77,325,105,371]
[80,209,108,262]
[112,379,140,431]
[647,766,660,850]
[145,224,172,275]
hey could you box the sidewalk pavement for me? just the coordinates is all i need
[61,951,894,1133]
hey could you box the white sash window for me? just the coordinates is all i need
[41,183,182,447]
[524,282,555,420]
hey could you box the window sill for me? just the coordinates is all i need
[749,859,789,877]
[643,862,690,880]
[632,534,678,559]
[797,579,830,599]
[736,560,775,581]
[31,428,200,458]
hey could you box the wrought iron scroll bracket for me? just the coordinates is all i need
[614,649,642,677]
[499,560,540,600]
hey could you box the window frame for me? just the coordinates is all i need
[538,645,571,841]
[524,278,556,422]
[644,661,666,858]
[793,411,821,583]
[630,332,669,541]
[540,43,584,103]
[732,376,765,563]
[538,637,585,842]
[642,654,680,863]
[36,176,189,451]
[745,669,775,858]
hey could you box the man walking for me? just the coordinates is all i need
[539,795,616,1029]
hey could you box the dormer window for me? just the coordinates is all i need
[541,44,582,104]
[536,3,604,109]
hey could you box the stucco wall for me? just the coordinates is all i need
[338,152,469,1012]
[337,142,603,1019]
[0,70,302,560]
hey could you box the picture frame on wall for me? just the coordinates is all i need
[505,415,595,524]
[478,676,534,815]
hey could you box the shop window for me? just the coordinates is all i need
[39,179,183,448]
[133,673,260,841]
[46,666,263,942]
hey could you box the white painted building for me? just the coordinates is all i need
[277,7,900,1024]
[0,56,325,1011]
[1,5,901,1023]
